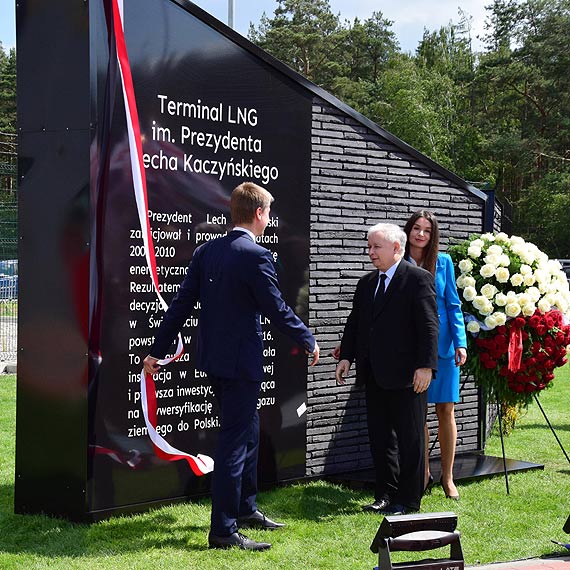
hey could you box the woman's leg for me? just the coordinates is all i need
[436,402,458,497]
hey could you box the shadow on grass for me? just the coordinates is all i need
[0,483,212,557]
[262,480,367,521]
[516,422,570,433]
[0,480,366,557]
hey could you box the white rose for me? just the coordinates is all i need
[463,286,477,301]
[510,235,525,245]
[547,259,562,273]
[471,239,485,248]
[494,292,508,306]
[485,253,502,267]
[520,264,532,275]
[537,298,551,313]
[522,303,536,317]
[510,273,524,287]
[481,283,498,299]
[481,233,495,241]
[480,301,494,316]
[495,232,509,243]
[463,275,476,288]
[527,287,541,302]
[484,315,497,329]
[493,312,507,326]
[517,293,531,307]
[487,244,503,255]
[480,264,496,278]
[456,275,466,289]
[495,267,510,283]
[524,274,536,286]
[554,293,569,313]
[468,245,482,259]
[505,302,522,317]
[499,254,511,267]
[458,259,473,273]
[533,269,547,283]
[472,296,488,311]
[544,293,556,306]
[466,320,481,333]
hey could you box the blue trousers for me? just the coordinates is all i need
[209,375,261,536]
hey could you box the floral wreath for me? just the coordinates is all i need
[448,232,570,406]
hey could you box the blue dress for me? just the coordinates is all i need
[428,253,467,403]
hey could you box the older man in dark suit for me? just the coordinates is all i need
[335,222,438,515]
[144,182,319,551]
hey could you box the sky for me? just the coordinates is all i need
[1,0,490,54]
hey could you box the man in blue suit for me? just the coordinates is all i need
[143,182,319,551]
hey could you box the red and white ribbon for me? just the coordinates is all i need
[111,0,213,475]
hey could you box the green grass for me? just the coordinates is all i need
[1,367,569,569]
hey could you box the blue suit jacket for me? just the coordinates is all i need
[150,230,315,382]
[436,253,467,358]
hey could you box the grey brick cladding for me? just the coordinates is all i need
[306,97,486,477]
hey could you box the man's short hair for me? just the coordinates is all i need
[231,182,274,225]
[367,223,407,251]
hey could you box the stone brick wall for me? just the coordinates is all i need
[305,97,486,476]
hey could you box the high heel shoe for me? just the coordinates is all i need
[442,480,460,500]
[423,474,435,495]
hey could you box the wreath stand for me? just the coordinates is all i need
[496,392,570,494]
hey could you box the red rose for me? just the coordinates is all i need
[528,315,540,329]
[495,334,508,347]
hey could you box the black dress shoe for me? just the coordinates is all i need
[208,531,271,551]
[362,498,390,513]
[380,503,416,515]
[238,510,286,530]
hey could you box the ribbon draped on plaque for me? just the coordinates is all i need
[109,0,214,476]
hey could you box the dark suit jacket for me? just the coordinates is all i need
[339,259,438,389]
[150,230,315,382]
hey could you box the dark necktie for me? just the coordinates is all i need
[374,273,387,301]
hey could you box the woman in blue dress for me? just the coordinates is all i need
[404,211,467,500]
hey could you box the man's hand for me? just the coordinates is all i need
[308,342,320,367]
[413,367,432,393]
[335,359,351,385]
[143,355,161,375]
[455,347,467,366]
[331,343,341,360]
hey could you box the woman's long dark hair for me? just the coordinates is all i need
[403,210,440,276]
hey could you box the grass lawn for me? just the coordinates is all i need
[0,366,569,569]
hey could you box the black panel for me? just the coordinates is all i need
[87,0,312,514]
[16,0,312,520]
